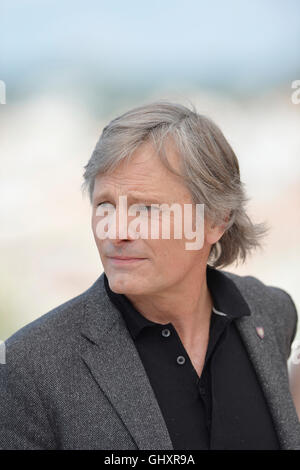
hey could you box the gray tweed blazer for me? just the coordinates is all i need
[0,269,299,450]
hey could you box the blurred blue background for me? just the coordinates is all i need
[2,0,300,112]
[0,0,300,344]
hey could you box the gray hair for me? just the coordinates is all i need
[82,100,269,268]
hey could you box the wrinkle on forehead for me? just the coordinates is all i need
[93,139,191,202]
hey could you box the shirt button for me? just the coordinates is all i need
[162,328,171,337]
[199,387,206,396]
[176,355,186,365]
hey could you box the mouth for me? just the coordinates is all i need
[107,256,147,266]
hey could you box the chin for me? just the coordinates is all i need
[107,272,145,295]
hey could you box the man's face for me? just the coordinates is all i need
[91,139,211,296]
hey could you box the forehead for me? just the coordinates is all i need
[93,140,190,201]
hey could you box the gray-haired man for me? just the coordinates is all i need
[0,101,299,449]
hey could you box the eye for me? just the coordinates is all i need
[97,201,114,208]
[136,205,160,214]
[95,202,115,215]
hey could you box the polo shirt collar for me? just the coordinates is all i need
[206,264,251,319]
[104,264,251,340]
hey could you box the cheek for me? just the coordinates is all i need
[91,214,106,243]
[91,214,97,235]
[151,238,188,268]
[91,217,105,253]
[91,220,99,245]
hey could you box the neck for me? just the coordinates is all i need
[126,264,213,349]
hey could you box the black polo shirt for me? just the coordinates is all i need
[104,264,280,450]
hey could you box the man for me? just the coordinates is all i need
[0,101,299,450]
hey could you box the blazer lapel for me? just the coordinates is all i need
[79,273,173,450]
[234,297,300,450]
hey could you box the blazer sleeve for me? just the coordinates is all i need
[0,337,57,450]
[282,290,299,359]
[268,286,299,362]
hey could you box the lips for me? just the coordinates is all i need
[108,256,145,260]
[107,256,147,265]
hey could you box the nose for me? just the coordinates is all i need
[113,205,138,242]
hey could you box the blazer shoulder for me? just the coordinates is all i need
[3,276,103,365]
[222,269,298,358]
[222,269,297,316]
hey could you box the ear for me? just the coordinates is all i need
[205,213,230,245]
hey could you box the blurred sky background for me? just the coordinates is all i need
[0,0,300,342]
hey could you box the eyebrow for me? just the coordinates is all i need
[94,191,162,204]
